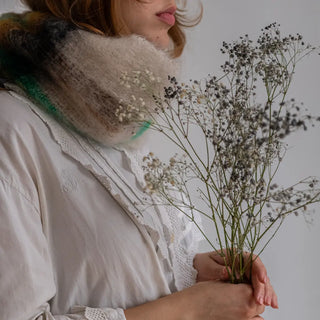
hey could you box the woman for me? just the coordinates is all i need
[0,1,278,319]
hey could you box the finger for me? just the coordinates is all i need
[209,251,227,265]
[220,266,230,280]
[244,253,267,284]
[272,295,279,309]
[264,277,279,309]
[251,272,265,305]
[208,264,230,281]
[266,280,279,309]
[208,252,230,280]
[240,282,262,309]
[256,302,265,315]
[195,252,230,281]
[263,277,272,306]
[271,292,279,309]
[251,317,264,320]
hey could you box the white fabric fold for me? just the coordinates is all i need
[116,144,202,290]
[13,89,200,291]
[72,306,126,320]
[0,90,202,320]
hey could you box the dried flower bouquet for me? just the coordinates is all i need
[117,23,320,283]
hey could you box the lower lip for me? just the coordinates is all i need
[157,13,176,26]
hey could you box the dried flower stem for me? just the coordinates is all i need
[119,23,320,283]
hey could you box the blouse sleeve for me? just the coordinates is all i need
[0,178,127,320]
[0,91,129,320]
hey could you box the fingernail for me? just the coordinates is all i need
[258,296,264,305]
[221,267,227,278]
[265,296,271,306]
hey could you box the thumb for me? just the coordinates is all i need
[207,264,229,281]
[209,252,230,280]
[194,252,230,282]
[209,250,228,265]
[218,266,230,280]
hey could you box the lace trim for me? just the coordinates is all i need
[72,306,126,320]
[117,145,202,290]
[11,91,172,270]
[10,91,201,292]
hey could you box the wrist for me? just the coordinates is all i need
[124,291,190,320]
[192,253,202,281]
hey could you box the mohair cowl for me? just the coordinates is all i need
[0,12,176,146]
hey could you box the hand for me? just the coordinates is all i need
[175,280,266,320]
[125,280,265,320]
[193,250,278,309]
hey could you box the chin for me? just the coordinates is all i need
[140,29,171,50]
[154,35,171,50]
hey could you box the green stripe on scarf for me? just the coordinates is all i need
[132,121,152,140]
[0,49,62,119]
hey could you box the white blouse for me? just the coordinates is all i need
[0,91,201,320]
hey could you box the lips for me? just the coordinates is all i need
[156,6,176,26]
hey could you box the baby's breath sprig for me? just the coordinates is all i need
[118,23,320,284]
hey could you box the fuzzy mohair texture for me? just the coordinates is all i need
[0,12,177,146]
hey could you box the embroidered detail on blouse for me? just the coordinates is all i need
[10,91,202,292]
[85,307,126,320]
[116,145,202,290]
[60,169,78,193]
[72,306,126,320]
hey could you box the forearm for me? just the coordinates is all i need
[124,291,188,320]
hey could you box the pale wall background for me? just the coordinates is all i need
[181,1,320,319]
[1,0,319,319]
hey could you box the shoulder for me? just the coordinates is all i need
[0,90,54,180]
[0,90,44,133]
[0,91,43,204]
[0,90,58,156]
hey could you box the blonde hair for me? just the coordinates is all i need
[21,0,202,57]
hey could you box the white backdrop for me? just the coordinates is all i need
[1,0,320,319]
[180,1,320,319]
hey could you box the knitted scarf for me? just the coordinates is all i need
[0,12,175,146]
